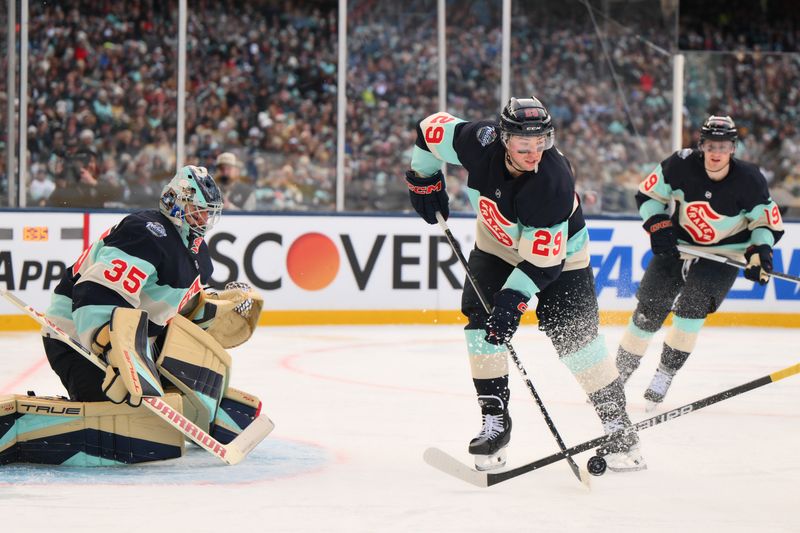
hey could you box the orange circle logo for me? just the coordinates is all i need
[286,233,340,290]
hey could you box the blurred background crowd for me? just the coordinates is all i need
[2,0,800,218]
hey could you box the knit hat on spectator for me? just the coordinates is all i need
[216,152,240,168]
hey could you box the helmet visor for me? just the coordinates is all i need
[503,131,554,153]
[699,139,735,154]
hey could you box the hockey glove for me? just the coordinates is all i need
[644,214,679,258]
[405,170,449,224]
[485,289,529,346]
[744,244,773,285]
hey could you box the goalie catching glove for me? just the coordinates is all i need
[91,307,164,407]
[186,281,263,348]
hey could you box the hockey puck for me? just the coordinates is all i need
[587,455,607,476]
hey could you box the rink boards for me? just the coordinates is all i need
[1,210,799,328]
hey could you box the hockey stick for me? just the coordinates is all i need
[0,288,274,465]
[425,361,800,487]
[435,212,590,487]
[677,245,800,284]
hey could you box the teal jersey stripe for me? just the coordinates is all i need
[502,268,539,300]
[46,293,74,321]
[465,329,508,356]
[750,226,776,247]
[94,245,158,280]
[143,277,186,310]
[639,197,668,221]
[410,146,445,177]
[672,316,705,334]
[560,335,608,374]
[567,226,589,256]
[73,304,117,346]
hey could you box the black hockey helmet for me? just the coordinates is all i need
[700,115,738,142]
[500,96,554,137]
[499,96,555,152]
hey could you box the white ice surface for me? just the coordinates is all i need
[0,325,798,533]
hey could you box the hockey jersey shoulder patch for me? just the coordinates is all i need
[476,126,497,147]
[146,221,167,238]
[677,148,693,159]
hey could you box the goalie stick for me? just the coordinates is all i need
[425,361,800,487]
[677,245,800,284]
[435,212,590,487]
[1,288,274,466]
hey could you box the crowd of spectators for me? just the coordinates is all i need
[2,0,800,219]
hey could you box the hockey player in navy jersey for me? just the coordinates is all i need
[38,165,265,460]
[616,116,784,410]
[405,97,644,472]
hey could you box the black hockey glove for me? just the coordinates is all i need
[643,214,679,258]
[405,170,449,225]
[744,244,773,285]
[485,289,529,346]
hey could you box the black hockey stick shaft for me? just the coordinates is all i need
[677,245,800,284]
[485,361,800,486]
[434,212,586,483]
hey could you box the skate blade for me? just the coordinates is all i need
[644,400,661,412]
[605,453,648,473]
[473,448,507,471]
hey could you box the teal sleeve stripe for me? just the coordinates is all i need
[46,293,74,321]
[750,227,776,247]
[410,146,445,177]
[672,316,705,334]
[95,245,158,278]
[144,279,186,309]
[639,198,669,221]
[73,304,118,346]
[567,226,589,256]
[744,201,774,221]
[465,329,508,356]
[431,119,466,166]
[628,319,656,339]
[502,268,539,300]
[560,335,608,374]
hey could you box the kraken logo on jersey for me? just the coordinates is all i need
[478,198,514,247]
[683,202,722,243]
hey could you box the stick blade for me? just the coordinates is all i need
[423,447,488,488]
[224,414,276,465]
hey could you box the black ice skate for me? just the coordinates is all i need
[644,364,676,411]
[601,416,647,473]
[468,395,512,471]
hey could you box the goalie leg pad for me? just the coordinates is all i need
[209,387,262,444]
[157,314,231,431]
[0,393,185,466]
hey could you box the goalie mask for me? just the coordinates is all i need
[159,165,223,242]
